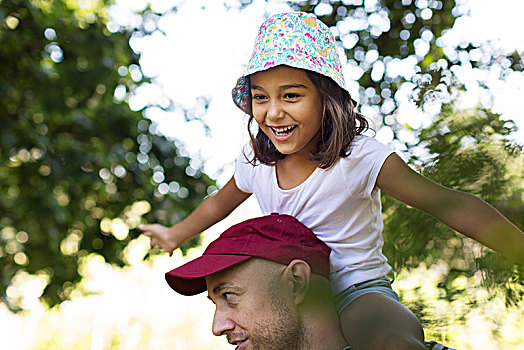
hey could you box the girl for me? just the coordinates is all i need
[140,12,524,349]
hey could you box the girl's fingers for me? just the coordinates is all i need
[139,224,171,253]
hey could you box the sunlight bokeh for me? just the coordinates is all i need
[2,0,523,349]
[119,0,524,185]
[2,196,523,349]
[0,199,261,350]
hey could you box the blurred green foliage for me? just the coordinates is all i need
[289,0,524,305]
[291,0,524,129]
[382,105,523,305]
[396,262,524,348]
[1,0,522,315]
[0,0,214,309]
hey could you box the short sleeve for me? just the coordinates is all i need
[233,143,255,194]
[346,136,394,198]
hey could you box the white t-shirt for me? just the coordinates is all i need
[234,135,394,294]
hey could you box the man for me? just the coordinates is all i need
[164,214,454,350]
[165,213,349,349]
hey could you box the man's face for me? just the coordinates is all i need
[206,258,305,350]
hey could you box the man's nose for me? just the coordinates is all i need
[212,308,235,336]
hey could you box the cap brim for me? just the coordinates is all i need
[165,254,252,295]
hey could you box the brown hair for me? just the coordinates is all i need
[246,70,369,169]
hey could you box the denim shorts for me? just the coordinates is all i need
[333,275,399,315]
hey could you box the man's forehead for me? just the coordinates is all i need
[205,258,275,293]
[205,260,250,293]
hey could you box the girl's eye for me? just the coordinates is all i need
[284,92,300,99]
[252,94,267,101]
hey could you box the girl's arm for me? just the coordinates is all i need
[376,153,524,265]
[139,176,251,255]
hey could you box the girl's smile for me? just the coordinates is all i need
[250,65,323,159]
[269,125,297,141]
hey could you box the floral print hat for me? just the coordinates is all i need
[232,11,353,114]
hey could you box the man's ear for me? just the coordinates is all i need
[283,259,311,305]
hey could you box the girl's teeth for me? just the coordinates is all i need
[272,126,296,135]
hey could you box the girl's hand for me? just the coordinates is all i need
[137,176,252,257]
[139,223,183,256]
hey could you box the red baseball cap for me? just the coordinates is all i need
[165,213,331,295]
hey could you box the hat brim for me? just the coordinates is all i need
[165,254,252,296]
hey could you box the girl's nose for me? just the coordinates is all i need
[266,100,283,122]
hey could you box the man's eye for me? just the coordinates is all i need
[223,292,236,301]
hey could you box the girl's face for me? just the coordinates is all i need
[250,65,323,160]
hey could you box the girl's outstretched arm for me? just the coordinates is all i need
[139,176,251,255]
[377,153,524,265]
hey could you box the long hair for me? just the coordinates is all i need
[246,70,369,169]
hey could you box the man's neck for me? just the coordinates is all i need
[297,277,348,349]
[301,304,347,349]
[303,321,347,349]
